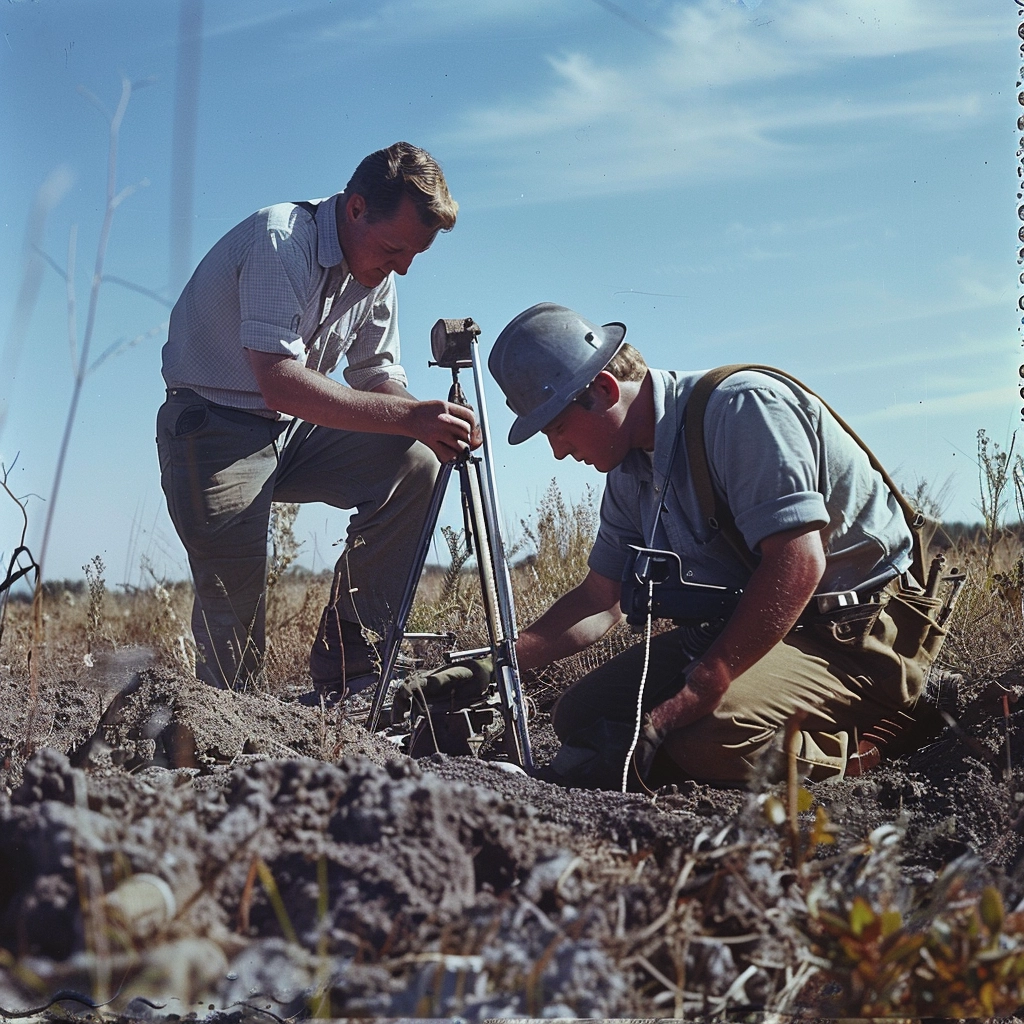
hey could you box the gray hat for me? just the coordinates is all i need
[488,303,626,444]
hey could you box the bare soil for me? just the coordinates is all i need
[1,653,1024,1020]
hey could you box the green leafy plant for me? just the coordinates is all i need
[810,880,1024,1017]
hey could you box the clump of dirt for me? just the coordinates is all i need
[0,745,634,1018]
[1,664,1024,1019]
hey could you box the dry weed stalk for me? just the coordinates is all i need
[16,75,166,750]
[0,457,40,651]
[516,480,598,622]
[83,555,106,655]
[37,76,154,576]
[976,430,1018,577]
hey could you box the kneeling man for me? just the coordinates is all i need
[489,303,945,788]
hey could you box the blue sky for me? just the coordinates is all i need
[0,0,1019,585]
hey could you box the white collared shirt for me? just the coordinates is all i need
[161,193,406,416]
[589,368,913,593]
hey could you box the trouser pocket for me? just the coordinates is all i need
[804,581,946,709]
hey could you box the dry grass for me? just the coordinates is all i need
[936,537,1024,687]
[4,475,1022,714]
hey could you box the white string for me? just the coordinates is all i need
[622,578,655,794]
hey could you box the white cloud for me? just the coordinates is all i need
[694,286,1013,359]
[823,334,1010,376]
[313,0,569,42]
[856,385,1017,424]
[656,0,999,90]
[204,2,326,41]
[204,0,569,45]
[445,0,1004,201]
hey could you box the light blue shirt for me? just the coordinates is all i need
[589,368,914,593]
[161,193,406,415]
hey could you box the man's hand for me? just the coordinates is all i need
[403,398,480,463]
[632,712,667,783]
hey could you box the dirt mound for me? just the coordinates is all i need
[0,746,635,1018]
[2,667,1024,1019]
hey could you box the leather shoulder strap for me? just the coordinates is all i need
[683,364,926,581]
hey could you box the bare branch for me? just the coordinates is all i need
[75,84,109,120]
[30,243,68,282]
[40,79,136,573]
[111,176,149,210]
[66,224,78,374]
[89,321,169,373]
[101,275,174,309]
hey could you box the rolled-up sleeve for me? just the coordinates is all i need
[705,379,829,551]
[342,274,408,391]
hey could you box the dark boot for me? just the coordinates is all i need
[307,607,380,703]
[847,670,962,775]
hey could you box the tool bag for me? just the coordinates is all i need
[684,364,953,710]
[390,657,501,757]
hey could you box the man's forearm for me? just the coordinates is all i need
[649,526,826,735]
[516,570,623,671]
[257,357,415,432]
[246,350,478,461]
[372,378,416,400]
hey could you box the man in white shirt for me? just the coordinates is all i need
[158,142,476,696]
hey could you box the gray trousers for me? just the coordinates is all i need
[156,388,438,689]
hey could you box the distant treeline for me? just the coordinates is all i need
[930,521,1024,549]
[17,520,1024,598]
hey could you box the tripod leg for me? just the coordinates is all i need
[463,458,533,770]
[461,460,502,647]
[365,460,454,733]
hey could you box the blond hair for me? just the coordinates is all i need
[574,342,648,410]
[603,342,647,382]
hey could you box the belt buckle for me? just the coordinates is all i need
[815,590,860,615]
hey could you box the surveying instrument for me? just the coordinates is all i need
[364,318,534,772]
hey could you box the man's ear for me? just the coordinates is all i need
[345,193,366,222]
[591,370,621,409]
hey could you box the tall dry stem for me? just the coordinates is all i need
[267,502,303,593]
[38,76,150,572]
[0,457,40,650]
[976,429,1017,577]
[23,76,161,747]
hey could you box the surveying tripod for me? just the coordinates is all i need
[364,318,534,772]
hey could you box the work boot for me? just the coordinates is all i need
[846,670,962,776]
[306,608,380,704]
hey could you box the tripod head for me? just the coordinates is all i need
[430,318,481,369]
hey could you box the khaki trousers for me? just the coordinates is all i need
[156,389,438,689]
[552,620,911,787]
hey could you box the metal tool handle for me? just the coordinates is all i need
[366,460,455,733]
[468,340,533,770]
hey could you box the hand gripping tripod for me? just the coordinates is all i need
[365,318,534,772]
